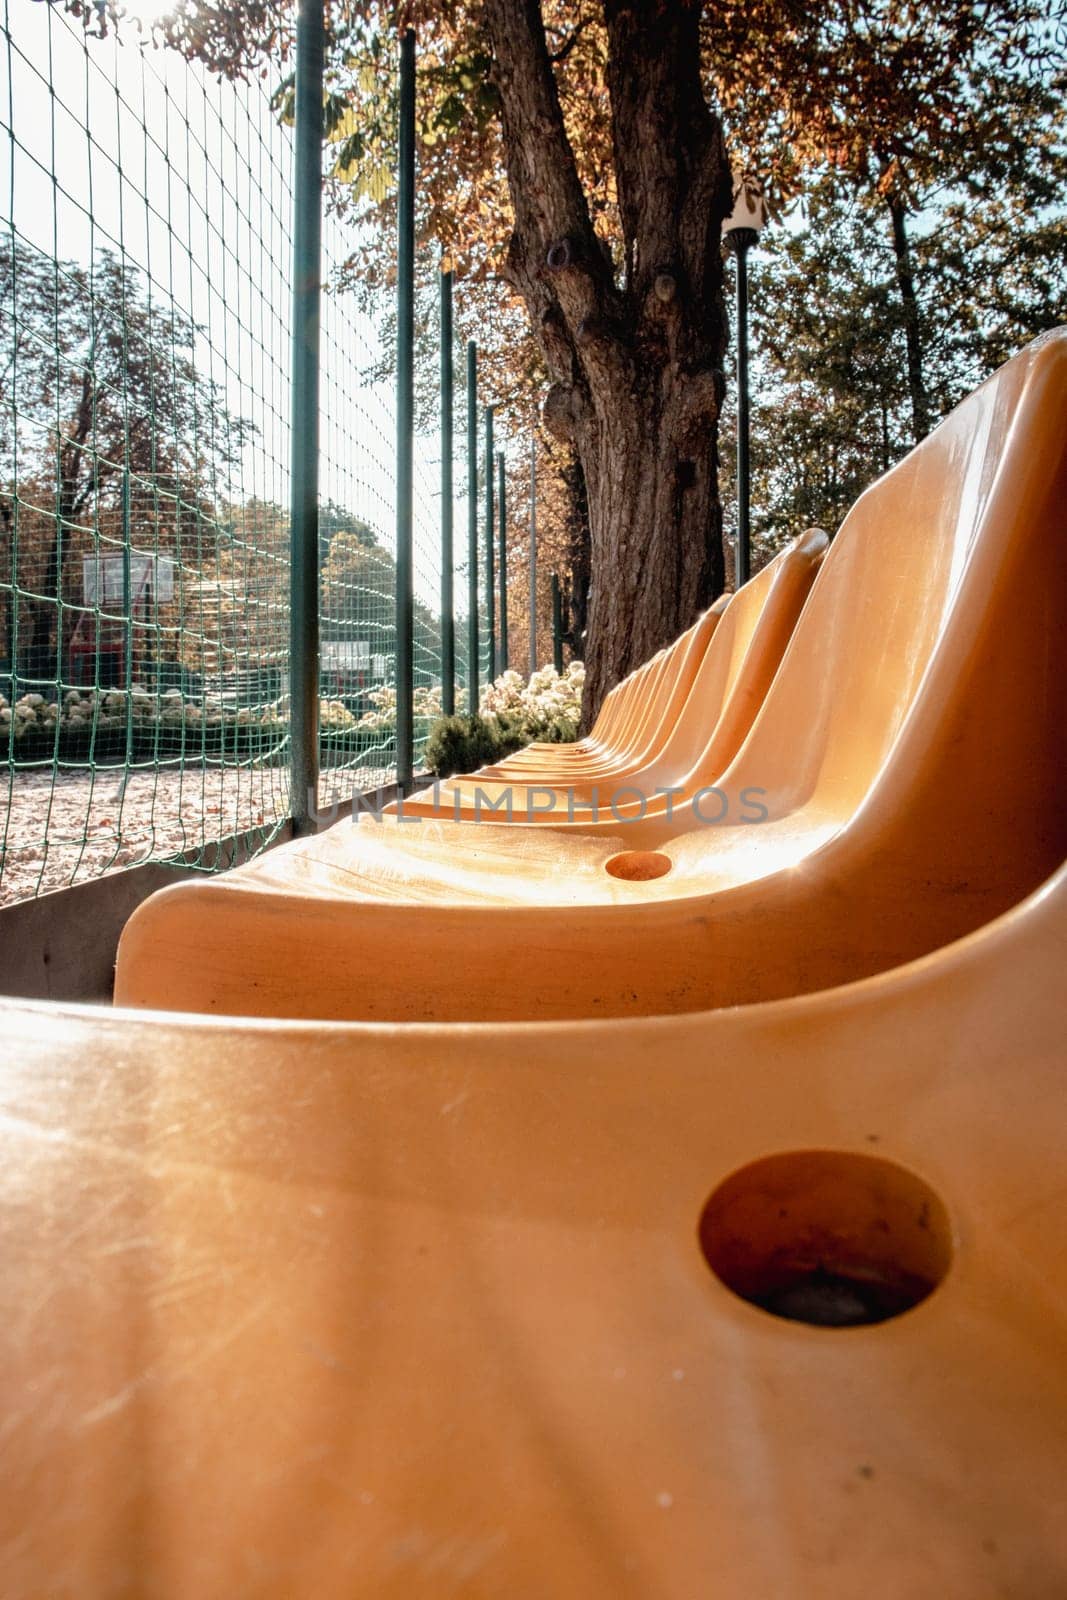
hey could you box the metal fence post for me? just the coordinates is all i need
[120,468,132,693]
[551,572,563,673]
[497,449,508,672]
[528,433,537,676]
[288,0,324,834]
[394,27,416,792]
[439,263,455,715]
[466,340,479,712]
[484,405,495,682]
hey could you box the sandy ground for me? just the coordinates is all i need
[0,765,395,906]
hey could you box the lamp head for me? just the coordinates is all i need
[723,170,768,251]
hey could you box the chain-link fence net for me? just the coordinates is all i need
[315,222,448,799]
[1,7,508,906]
[1,0,293,903]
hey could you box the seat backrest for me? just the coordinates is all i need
[635,529,827,786]
[590,608,717,766]
[606,652,668,759]
[587,676,627,744]
[612,604,723,767]
[722,329,1067,827]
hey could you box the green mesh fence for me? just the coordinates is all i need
[454,395,479,714]
[0,7,497,906]
[316,211,445,799]
[0,0,293,903]
[316,198,400,802]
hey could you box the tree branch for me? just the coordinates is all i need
[547,17,593,66]
[485,0,627,401]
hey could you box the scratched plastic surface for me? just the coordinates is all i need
[7,864,1067,1596]
[115,333,1067,1022]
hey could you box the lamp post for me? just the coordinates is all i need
[466,342,478,711]
[551,573,563,674]
[722,170,767,589]
[497,450,508,671]
[484,406,495,682]
[394,28,416,793]
[439,262,454,715]
[528,434,537,677]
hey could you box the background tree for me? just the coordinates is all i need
[709,0,1066,441]
[0,239,252,683]
[728,154,1067,565]
[320,525,396,653]
[89,0,1065,723]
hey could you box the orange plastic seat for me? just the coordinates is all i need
[490,655,657,774]
[490,596,729,780]
[490,604,722,784]
[115,331,1067,1022]
[8,861,1067,1596]
[396,528,825,824]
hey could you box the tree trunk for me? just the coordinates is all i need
[886,196,932,443]
[25,361,97,685]
[560,448,589,658]
[484,0,731,728]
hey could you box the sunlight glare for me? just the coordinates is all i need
[120,0,175,29]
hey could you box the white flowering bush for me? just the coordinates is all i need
[515,661,584,732]
[2,663,586,776]
[424,661,584,777]
[478,661,584,731]
[320,697,356,731]
[478,669,526,720]
[2,685,306,762]
[354,683,444,734]
[355,684,396,731]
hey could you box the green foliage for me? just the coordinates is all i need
[723,158,1067,565]
[525,712,579,744]
[423,712,527,779]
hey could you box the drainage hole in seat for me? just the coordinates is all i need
[604,850,672,881]
[698,1149,952,1328]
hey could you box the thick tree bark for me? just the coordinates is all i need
[886,196,932,443]
[560,449,590,657]
[484,0,731,727]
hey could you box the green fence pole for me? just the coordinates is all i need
[551,571,563,673]
[394,28,416,792]
[121,468,133,763]
[484,405,495,682]
[497,449,508,672]
[121,468,132,692]
[528,433,537,676]
[288,0,324,834]
[466,340,479,712]
[439,263,455,715]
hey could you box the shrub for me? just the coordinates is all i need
[424,663,584,777]
[423,712,526,778]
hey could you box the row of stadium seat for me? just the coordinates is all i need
[3,329,1065,1597]
[116,331,1067,1024]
